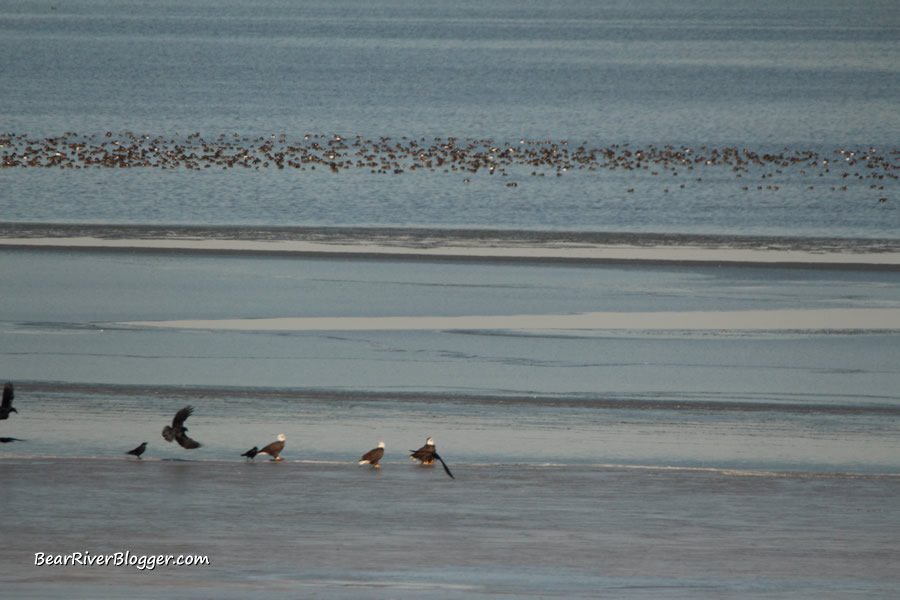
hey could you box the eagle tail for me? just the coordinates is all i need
[161,426,175,442]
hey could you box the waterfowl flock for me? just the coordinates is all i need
[0,132,894,199]
[1,390,456,478]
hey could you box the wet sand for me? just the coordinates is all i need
[2,227,900,269]
[116,308,900,332]
[2,457,898,599]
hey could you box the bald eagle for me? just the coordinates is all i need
[409,437,454,479]
[409,437,435,464]
[358,441,386,468]
[1,382,17,420]
[258,434,286,461]
[241,446,259,461]
[126,442,147,459]
[161,405,202,449]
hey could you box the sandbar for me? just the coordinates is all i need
[116,308,900,331]
[2,234,900,269]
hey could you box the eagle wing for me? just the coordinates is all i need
[409,444,435,462]
[412,449,454,479]
[430,451,455,479]
[360,447,385,464]
[259,440,284,456]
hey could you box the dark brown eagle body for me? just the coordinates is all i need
[359,441,386,467]
[409,437,436,465]
[409,437,454,479]
[258,434,286,461]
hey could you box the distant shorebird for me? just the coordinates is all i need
[241,446,259,461]
[258,434,286,461]
[358,441,386,468]
[1,382,17,420]
[126,442,147,459]
[409,437,454,478]
[161,405,202,449]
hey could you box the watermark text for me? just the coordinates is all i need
[34,551,209,571]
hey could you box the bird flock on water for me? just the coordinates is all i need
[2,389,455,479]
[0,132,894,201]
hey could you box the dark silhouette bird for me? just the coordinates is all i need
[258,434,286,461]
[161,405,202,449]
[358,441,386,468]
[241,446,259,461]
[0,437,23,443]
[126,442,147,459]
[1,382,17,420]
[409,437,436,465]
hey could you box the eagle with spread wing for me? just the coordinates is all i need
[409,437,454,479]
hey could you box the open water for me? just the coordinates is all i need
[1,0,899,598]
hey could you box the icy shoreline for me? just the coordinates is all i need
[115,308,900,332]
[1,224,899,268]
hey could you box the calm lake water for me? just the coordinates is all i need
[1,0,899,597]
[1,0,898,235]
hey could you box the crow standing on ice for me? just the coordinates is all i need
[126,442,148,459]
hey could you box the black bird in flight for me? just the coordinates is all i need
[126,442,148,459]
[1,382,17,420]
[161,405,202,449]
